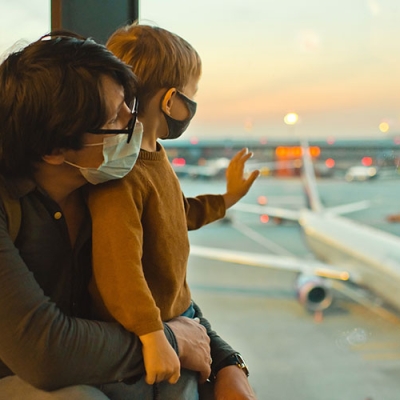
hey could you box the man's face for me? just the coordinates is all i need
[64,75,133,169]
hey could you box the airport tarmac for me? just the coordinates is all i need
[181,175,400,400]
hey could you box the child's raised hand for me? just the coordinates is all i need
[140,330,181,384]
[223,148,260,209]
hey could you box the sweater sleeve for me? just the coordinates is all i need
[184,193,226,231]
[88,175,164,337]
[0,199,177,391]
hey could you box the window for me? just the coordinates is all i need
[0,1,50,60]
[140,2,400,398]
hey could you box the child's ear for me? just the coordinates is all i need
[42,149,66,165]
[161,88,177,116]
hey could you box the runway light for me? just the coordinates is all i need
[310,146,321,157]
[276,146,289,158]
[260,214,270,224]
[257,196,268,205]
[276,146,319,159]
[325,158,335,168]
[361,156,373,167]
[172,157,186,167]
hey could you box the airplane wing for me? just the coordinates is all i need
[190,245,351,281]
[232,203,300,221]
[233,199,372,221]
[325,200,371,216]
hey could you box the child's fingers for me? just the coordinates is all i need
[145,372,156,385]
[168,369,181,384]
[229,148,250,164]
[245,169,260,188]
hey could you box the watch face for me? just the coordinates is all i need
[234,353,250,377]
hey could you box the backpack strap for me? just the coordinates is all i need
[0,181,21,242]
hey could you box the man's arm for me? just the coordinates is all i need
[192,301,236,370]
[192,302,257,400]
[0,229,207,393]
[0,202,154,391]
[166,316,211,383]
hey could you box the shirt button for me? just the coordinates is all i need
[54,211,63,220]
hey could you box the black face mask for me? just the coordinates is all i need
[161,91,197,140]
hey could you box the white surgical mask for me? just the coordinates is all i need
[65,122,143,185]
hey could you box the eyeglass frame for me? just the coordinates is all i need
[88,98,138,143]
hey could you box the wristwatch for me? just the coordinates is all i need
[213,353,249,378]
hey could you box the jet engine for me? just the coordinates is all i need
[296,274,333,312]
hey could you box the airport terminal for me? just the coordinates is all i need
[1,1,400,399]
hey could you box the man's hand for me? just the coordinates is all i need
[223,148,260,209]
[140,330,181,384]
[214,365,257,400]
[167,316,211,383]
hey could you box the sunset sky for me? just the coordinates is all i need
[1,0,399,140]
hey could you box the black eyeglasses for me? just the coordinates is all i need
[88,98,138,143]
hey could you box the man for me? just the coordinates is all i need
[0,32,215,399]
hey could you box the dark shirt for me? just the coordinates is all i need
[0,176,235,391]
[0,177,154,390]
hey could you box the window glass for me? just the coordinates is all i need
[140,2,400,399]
[0,1,50,60]
[140,0,400,139]
[1,2,400,397]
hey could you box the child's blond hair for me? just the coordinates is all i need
[107,22,202,113]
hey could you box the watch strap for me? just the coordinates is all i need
[213,353,249,378]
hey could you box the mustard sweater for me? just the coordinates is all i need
[88,144,226,336]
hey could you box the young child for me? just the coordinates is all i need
[87,22,259,395]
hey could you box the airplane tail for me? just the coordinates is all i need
[300,140,323,212]
[300,140,371,216]
[233,139,371,220]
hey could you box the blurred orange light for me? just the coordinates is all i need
[310,146,321,157]
[260,214,270,224]
[275,146,320,159]
[276,146,288,157]
[361,156,373,166]
[293,147,302,157]
[325,158,335,168]
[257,196,268,205]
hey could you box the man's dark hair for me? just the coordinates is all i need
[0,31,138,178]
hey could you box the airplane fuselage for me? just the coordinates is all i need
[300,209,400,311]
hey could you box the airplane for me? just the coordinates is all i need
[172,157,230,179]
[190,140,400,321]
[172,156,304,179]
